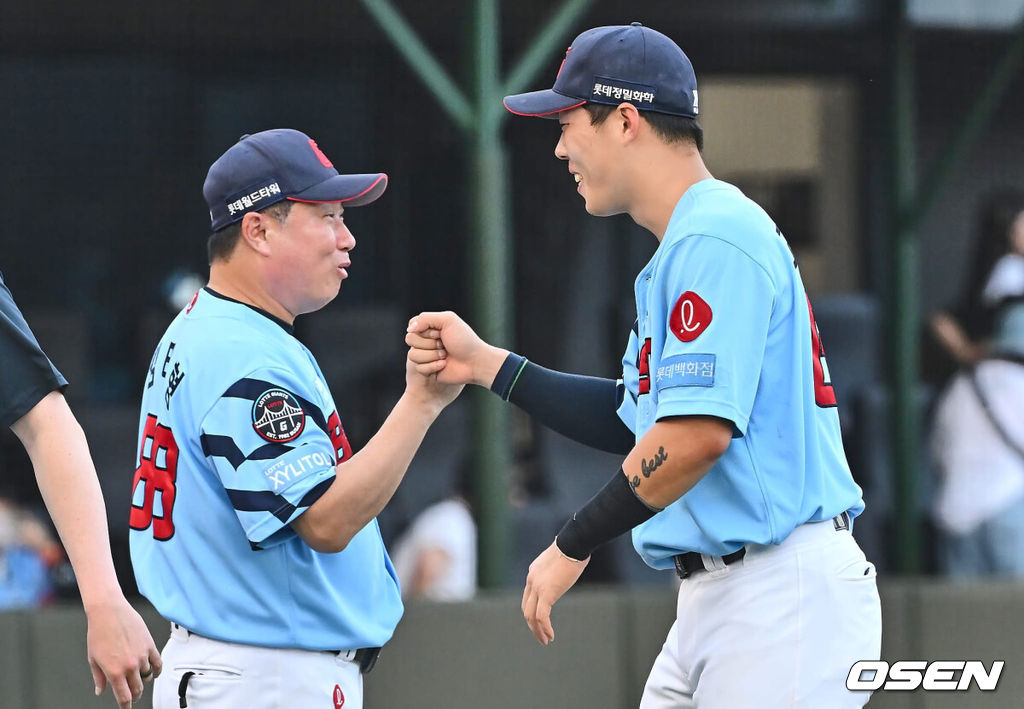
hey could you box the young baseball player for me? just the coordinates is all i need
[407,23,881,708]
[130,129,462,709]
[1,271,161,709]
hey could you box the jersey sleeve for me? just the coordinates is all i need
[652,236,776,435]
[615,322,640,436]
[0,276,67,428]
[198,367,338,547]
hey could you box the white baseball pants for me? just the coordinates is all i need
[153,623,363,709]
[639,518,882,708]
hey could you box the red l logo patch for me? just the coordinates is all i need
[669,291,712,342]
[333,684,345,708]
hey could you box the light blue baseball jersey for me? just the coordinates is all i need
[129,288,402,650]
[617,179,864,569]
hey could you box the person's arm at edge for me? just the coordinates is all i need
[10,391,161,709]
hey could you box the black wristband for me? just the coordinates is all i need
[489,352,528,401]
[555,468,661,561]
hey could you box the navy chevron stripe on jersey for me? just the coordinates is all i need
[223,377,329,433]
[249,442,296,461]
[200,435,296,469]
[201,434,247,469]
[225,478,334,522]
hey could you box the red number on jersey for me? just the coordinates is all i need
[637,337,653,395]
[807,296,837,407]
[130,414,179,540]
[327,411,353,463]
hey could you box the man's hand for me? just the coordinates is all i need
[521,541,590,645]
[404,333,464,414]
[406,311,508,388]
[85,598,162,709]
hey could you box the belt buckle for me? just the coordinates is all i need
[673,554,693,580]
[355,647,382,675]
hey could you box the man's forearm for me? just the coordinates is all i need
[293,392,442,552]
[490,354,635,454]
[12,392,124,608]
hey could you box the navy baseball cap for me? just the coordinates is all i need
[203,129,388,232]
[504,23,698,119]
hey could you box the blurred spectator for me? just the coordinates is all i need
[390,463,477,602]
[0,497,53,609]
[926,189,1024,377]
[929,189,1024,578]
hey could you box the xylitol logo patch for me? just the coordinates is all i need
[847,660,1004,692]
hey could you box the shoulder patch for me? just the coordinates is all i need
[252,388,305,442]
[669,291,712,342]
[655,353,716,388]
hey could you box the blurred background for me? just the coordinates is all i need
[3,0,1024,707]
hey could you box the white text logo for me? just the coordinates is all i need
[847,660,1003,692]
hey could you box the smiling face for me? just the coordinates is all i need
[263,201,355,316]
[554,106,631,217]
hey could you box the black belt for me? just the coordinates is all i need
[352,646,382,675]
[672,511,852,581]
[172,624,382,675]
[673,548,746,580]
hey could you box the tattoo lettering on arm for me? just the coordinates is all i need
[630,446,668,490]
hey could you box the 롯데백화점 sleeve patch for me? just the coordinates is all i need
[654,353,716,389]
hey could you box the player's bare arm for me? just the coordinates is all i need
[521,416,731,645]
[291,353,463,553]
[622,416,731,508]
[11,391,161,709]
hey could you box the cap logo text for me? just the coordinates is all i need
[592,76,657,105]
[226,182,282,216]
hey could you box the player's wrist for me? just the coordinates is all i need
[400,388,449,419]
[81,591,132,616]
[487,350,525,398]
[477,346,513,389]
[555,468,662,561]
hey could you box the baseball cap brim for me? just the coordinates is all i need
[289,173,388,207]
[503,89,586,118]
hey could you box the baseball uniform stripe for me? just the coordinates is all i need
[223,377,329,433]
[225,478,333,522]
[200,434,247,468]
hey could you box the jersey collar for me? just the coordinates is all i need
[202,287,295,335]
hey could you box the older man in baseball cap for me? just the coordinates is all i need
[131,129,461,709]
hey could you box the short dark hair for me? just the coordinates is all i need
[583,102,704,152]
[207,200,294,264]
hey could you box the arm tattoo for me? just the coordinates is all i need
[630,446,668,490]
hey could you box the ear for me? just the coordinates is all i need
[616,102,642,143]
[238,212,273,257]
